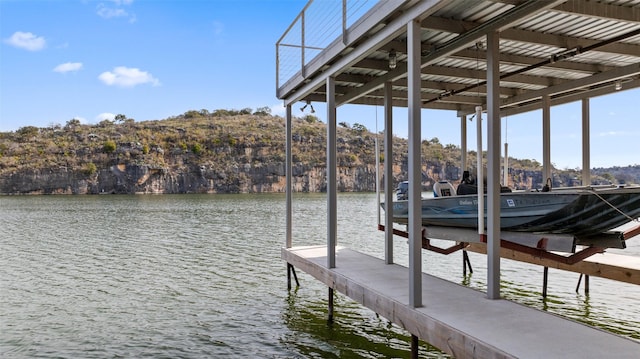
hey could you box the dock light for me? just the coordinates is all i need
[388,49,397,69]
[615,80,622,91]
[300,100,314,113]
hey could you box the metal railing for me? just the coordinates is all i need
[276,0,377,91]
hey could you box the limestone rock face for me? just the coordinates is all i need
[5,115,622,195]
[0,160,552,195]
[0,168,90,194]
[0,162,381,194]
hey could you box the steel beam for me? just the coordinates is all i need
[486,30,501,300]
[408,19,422,308]
[384,81,394,265]
[327,77,337,268]
[582,98,590,185]
[286,105,292,249]
[542,95,551,186]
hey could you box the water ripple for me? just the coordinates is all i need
[1,194,638,358]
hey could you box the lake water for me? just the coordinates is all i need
[1,194,638,358]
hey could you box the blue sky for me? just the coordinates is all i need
[1,0,638,169]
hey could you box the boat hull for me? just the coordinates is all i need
[386,187,640,236]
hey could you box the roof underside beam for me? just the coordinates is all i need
[553,0,640,23]
[336,0,568,106]
[421,16,640,58]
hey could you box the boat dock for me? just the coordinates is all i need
[276,0,640,357]
[283,245,640,358]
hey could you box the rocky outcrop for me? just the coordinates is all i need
[2,114,634,195]
[0,160,557,195]
[0,168,92,195]
[0,162,384,195]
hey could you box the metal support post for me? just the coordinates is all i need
[486,30,501,299]
[407,18,422,307]
[328,287,334,323]
[542,95,551,185]
[582,98,591,185]
[575,273,591,295]
[542,266,549,298]
[287,263,291,290]
[384,81,394,264]
[463,250,473,276]
[286,105,292,249]
[585,274,590,294]
[287,263,299,290]
[460,115,467,171]
[327,77,337,268]
[411,334,419,359]
[576,274,583,293]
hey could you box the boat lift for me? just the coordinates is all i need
[378,221,640,296]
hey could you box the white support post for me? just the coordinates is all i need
[286,105,292,248]
[327,77,337,269]
[542,95,551,186]
[407,19,422,308]
[460,115,467,172]
[503,143,509,187]
[486,30,501,300]
[384,81,394,265]
[376,132,381,224]
[476,106,484,234]
[582,98,591,186]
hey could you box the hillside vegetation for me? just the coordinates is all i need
[0,108,638,194]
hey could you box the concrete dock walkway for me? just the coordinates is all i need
[283,245,640,358]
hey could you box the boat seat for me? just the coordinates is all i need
[434,180,456,197]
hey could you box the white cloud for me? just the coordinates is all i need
[98,66,160,87]
[597,131,620,137]
[4,31,46,51]
[97,1,136,23]
[270,103,286,117]
[97,4,127,19]
[54,62,83,73]
[96,113,116,122]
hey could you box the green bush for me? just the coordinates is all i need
[191,143,203,155]
[16,126,39,141]
[103,140,116,153]
[83,162,97,175]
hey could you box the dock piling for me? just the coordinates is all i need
[411,334,419,359]
[463,249,473,275]
[576,273,590,295]
[543,266,549,298]
[287,263,299,290]
[328,287,334,323]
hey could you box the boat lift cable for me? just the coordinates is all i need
[590,189,639,223]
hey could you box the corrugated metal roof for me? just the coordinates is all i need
[276,0,640,116]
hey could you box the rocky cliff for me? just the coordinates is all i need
[0,114,389,194]
[1,112,636,194]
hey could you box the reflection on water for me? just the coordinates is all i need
[0,193,638,358]
[282,288,449,358]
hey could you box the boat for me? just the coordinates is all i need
[385,183,640,237]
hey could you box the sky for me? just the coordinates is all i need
[1,0,639,170]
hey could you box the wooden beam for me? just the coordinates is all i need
[466,243,640,285]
